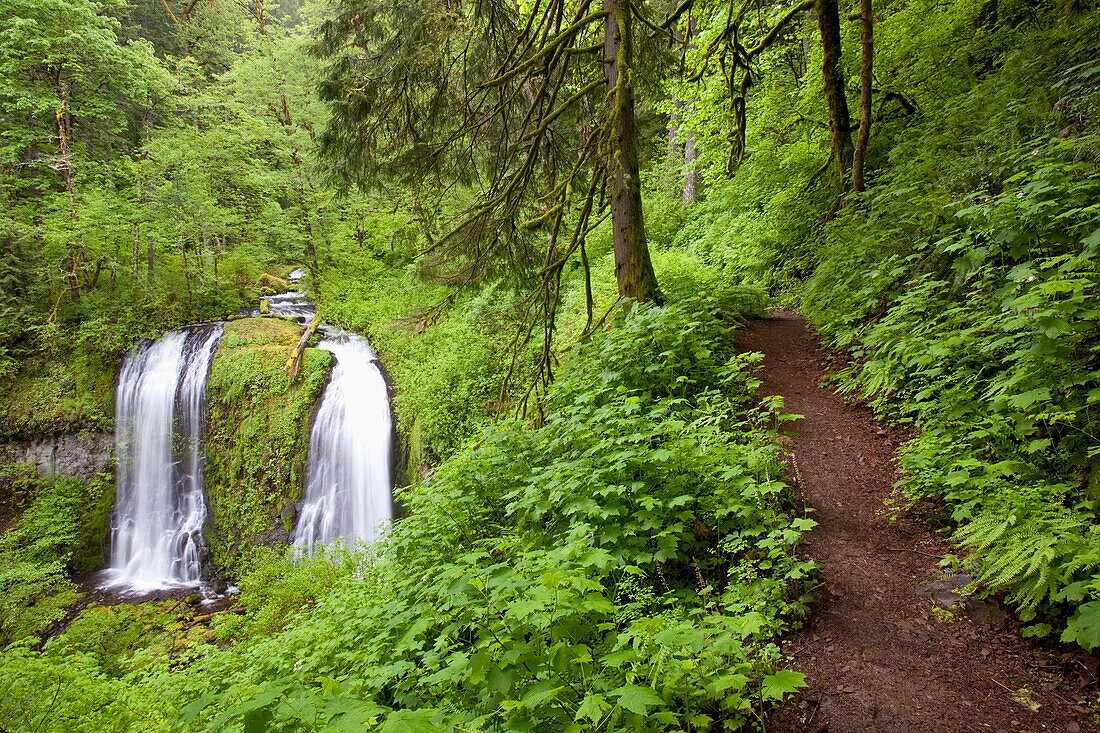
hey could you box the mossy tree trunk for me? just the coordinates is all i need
[816,0,854,187]
[852,0,873,193]
[604,0,662,304]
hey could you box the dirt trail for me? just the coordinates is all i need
[737,311,1097,733]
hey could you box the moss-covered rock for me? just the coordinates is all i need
[70,473,115,574]
[203,318,331,576]
[257,272,292,294]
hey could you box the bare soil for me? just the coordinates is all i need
[737,311,1098,733]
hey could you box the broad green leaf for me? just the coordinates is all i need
[760,670,807,701]
[612,684,665,715]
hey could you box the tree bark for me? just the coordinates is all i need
[132,222,140,277]
[668,98,682,194]
[852,0,873,193]
[682,16,699,204]
[683,132,697,204]
[604,0,661,304]
[816,0,853,187]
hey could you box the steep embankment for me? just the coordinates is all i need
[740,312,1097,732]
[203,317,331,576]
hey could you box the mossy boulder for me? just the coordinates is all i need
[70,473,116,573]
[203,318,331,576]
[257,273,292,294]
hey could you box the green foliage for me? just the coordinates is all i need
[0,469,114,643]
[50,601,207,676]
[170,298,812,732]
[204,318,331,576]
[681,0,1100,646]
[317,232,513,467]
[0,645,149,733]
[211,545,362,643]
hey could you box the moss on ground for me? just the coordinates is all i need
[204,317,330,576]
[0,355,115,440]
[56,600,217,676]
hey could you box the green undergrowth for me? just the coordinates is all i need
[0,600,222,733]
[203,317,331,577]
[0,467,113,645]
[0,356,116,440]
[316,245,513,474]
[0,272,259,441]
[679,3,1100,649]
[0,293,815,731]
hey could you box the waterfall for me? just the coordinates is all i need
[104,324,222,591]
[293,333,393,550]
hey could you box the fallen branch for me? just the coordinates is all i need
[187,606,246,627]
[285,313,321,381]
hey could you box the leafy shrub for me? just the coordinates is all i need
[168,298,813,731]
[0,470,113,643]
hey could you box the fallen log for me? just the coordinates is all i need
[285,313,321,381]
[186,606,246,627]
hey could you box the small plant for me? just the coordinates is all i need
[931,606,955,624]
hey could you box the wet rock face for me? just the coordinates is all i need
[0,432,113,479]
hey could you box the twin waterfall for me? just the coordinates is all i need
[104,286,393,592]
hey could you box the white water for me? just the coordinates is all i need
[292,333,393,550]
[102,266,392,584]
[103,325,222,591]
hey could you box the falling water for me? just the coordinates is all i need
[292,332,393,550]
[103,324,222,591]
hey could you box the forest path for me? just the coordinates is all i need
[737,311,1095,733]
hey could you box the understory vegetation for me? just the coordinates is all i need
[1,296,814,731]
[677,1,1100,648]
[0,469,113,644]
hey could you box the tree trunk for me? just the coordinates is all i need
[55,81,83,302]
[683,132,697,204]
[668,99,682,194]
[132,222,140,277]
[604,0,661,304]
[816,0,853,186]
[682,16,699,204]
[851,0,873,193]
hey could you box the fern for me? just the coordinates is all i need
[959,500,1098,610]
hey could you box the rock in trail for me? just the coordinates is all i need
[737,311,1096,733]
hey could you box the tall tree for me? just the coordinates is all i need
[315,0,665,307]
[815,0,853,185]
[604,0,660,302]
[851,0,873,193]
